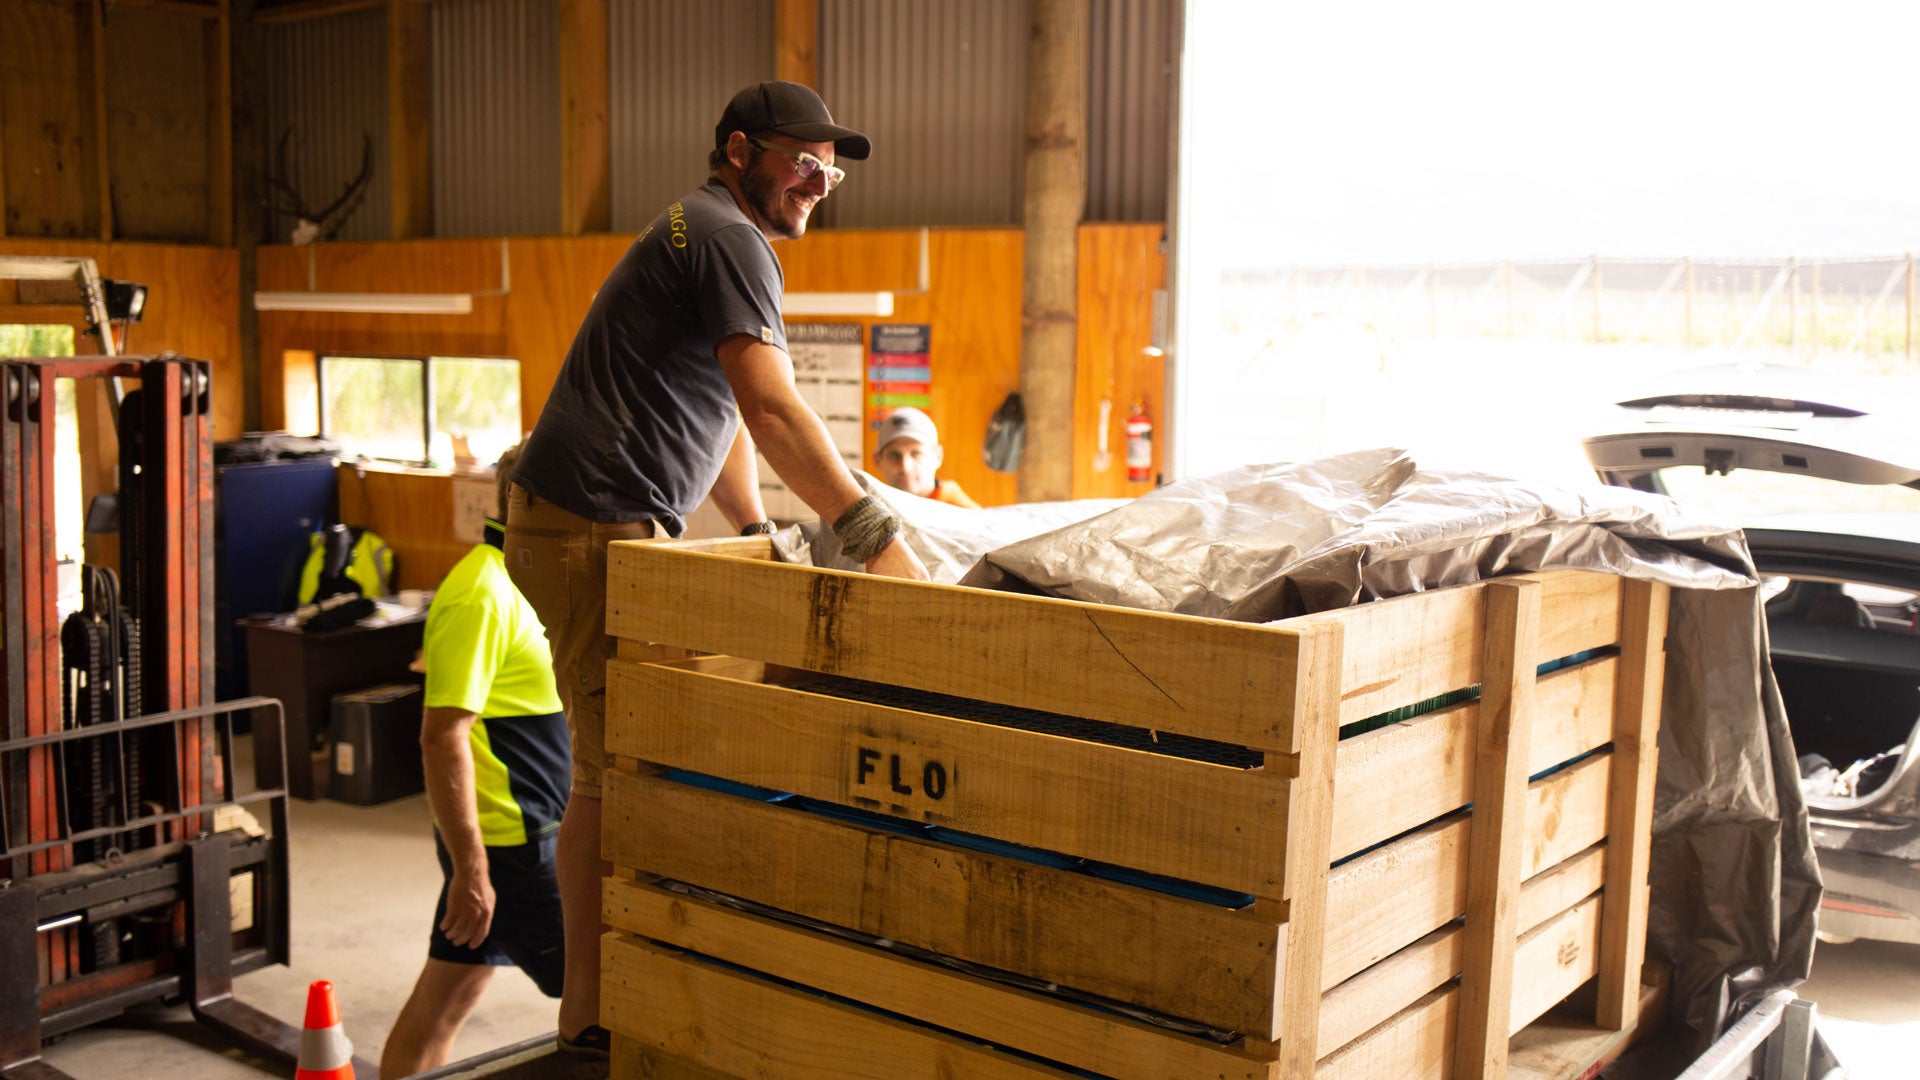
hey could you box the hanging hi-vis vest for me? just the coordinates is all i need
[298,525,395,603]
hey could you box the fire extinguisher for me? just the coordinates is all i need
[1125,398,1154,483]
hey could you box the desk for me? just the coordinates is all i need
[243,613,426,799]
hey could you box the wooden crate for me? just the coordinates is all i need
[599,535,1671,1080]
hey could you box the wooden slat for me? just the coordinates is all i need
[558,0,610,235]
[1315,845,1605,1056]
[1321,753,1612,990]
[611,1033,736,1080]
[1317,987,1454,1080]
[608,655,1290,894]
[604,878,1276,1080]
[603,769,1289,1038]
[1274,622,1343,1075]
[1508,964,1667,1080]
[1329,656,1616,861]
[606,541,1307,752]
[1509,895,1601,1035]
[1455,579,1542,1080]
[1294,570,1621,727]
[603,933,1083,1080]
[252,0,383,25]
[1597,580,1669,1029]
[86,0,113,240]
[1315,898,1606,1080]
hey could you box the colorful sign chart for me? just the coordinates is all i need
[868,324,932,422]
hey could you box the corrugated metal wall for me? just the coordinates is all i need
[608,0,775,232]
[264,10,391,243]
[1088,0,1175,223]
[818,0,1030,229]
[261,1,1172,239]
[430,0,562,237]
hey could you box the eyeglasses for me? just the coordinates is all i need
[749,138,846,191]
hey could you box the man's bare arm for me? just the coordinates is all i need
[707,419,769,531]
[717,335,928,579]
[421,706,495,948]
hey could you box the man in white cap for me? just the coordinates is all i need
[874,407,981,509]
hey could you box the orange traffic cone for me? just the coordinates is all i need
[294,979,355,1079]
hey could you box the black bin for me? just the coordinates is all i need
[328,683,426,804]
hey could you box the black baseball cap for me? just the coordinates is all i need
[716,81,872,161]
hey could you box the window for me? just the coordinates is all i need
[317,354,521,468]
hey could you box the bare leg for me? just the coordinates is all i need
[556,792,604,1039]
[380,959,494,1079]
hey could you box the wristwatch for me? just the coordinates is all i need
[740,521,777,536]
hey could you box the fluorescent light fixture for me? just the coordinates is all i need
[253,291,474,315]
[783,291,894,317]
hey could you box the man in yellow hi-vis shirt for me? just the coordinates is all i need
[383,445,571,1078]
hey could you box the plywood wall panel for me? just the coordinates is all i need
[1,0,90,237]
[1074,223,1165,499]
[105,7,211,242]
[0,237,242,439]
[336,464,466,590]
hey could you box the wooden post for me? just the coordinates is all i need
[774,0,819,88]
[1809,263,1819,355]
[1505,261,1514,338]
[388,0,432,238]
[1453,578,1541,1080]
[1018,0,1087,503]
[559,0,610,235]
[1788,257,1798,354]
[1590,257,1602,343]
[1597,579,1669,1029]
[1270,621,1343,1077]
[82,0,114,240]
[1683,258,1694,348]
[205,0,234,246]
[231,0,269,429]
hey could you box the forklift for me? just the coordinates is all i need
[0,255,370,1078]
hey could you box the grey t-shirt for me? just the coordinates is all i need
[515,179,788,534]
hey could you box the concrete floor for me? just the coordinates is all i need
[30,732,1920,1079]
[38,764,559,1079]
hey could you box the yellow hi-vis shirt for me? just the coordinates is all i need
[422,543,568,847]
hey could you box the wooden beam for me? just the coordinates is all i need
[205,0,234,245]
[1453,578,1542,1080]
[111,0,223,18]
[773,0,818,87]
[1271,622,1343,1076]
[83,0,113,240]
[1596,579,1669,1028]
[387,0,431,238]
[1018,0,1086,502]
[558,0,609,235]
[252,0,383,25]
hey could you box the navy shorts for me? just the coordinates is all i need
[428,830,565,997]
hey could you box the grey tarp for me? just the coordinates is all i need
[784,450,1819,1040]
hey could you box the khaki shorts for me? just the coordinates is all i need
[503,484,656,799]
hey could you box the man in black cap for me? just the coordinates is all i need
[505,81,928,1060]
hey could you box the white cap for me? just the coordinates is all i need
[875,407,939,457]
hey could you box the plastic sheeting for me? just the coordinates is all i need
[786,448,1818,1040]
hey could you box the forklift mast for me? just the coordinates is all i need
[1,257,345,1078]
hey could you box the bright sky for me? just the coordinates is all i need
[1183,1,1920,265]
